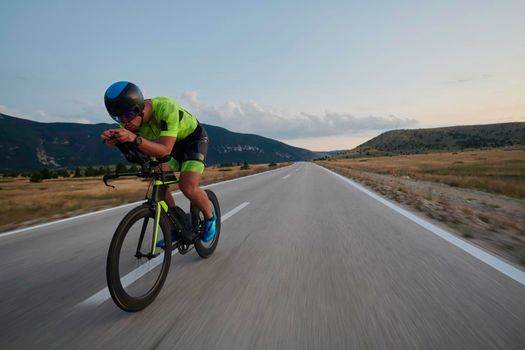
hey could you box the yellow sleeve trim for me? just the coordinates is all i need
[160,131,178,137]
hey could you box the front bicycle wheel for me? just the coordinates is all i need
[106,204,172,312]
[191,189,221,258]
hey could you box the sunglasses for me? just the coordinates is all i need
[110,110,138,123]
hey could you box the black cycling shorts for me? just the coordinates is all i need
[171,124,209,166]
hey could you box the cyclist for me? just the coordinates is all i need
[100,81,216,245]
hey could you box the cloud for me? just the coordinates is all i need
[181,91,418,139]
[443,74,492,84]
[0,103,94,124]
[67,98,109,123]
[0,104,23,117]
[0,71,37,82]
[2,93,418,134]
[72,98,107,117]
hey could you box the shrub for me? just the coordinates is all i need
[116,163,128,173]
[30,173,43,183]
[73,167,82,177]
[84,167,98,177]
[478,214,491,224]
[57,169,70,178]
[462,231,474,238]
[40,168,51,180]
[240,162,250,170]
[268,162,277,167]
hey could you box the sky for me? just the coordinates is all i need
[1,0,524,151]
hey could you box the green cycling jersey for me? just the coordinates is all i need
[125,96,199,140]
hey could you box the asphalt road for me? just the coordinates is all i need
[1,162,524,349]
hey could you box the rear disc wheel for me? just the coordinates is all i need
[192,190,221,258]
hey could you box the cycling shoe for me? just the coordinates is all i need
[202,212,217,242]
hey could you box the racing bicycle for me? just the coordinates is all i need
[103,142,221,312]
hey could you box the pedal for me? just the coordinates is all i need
[177,243,190,255]
[135,251,161,259]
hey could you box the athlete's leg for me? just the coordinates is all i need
[155,162,179,248]
[160,162,176,208]
[179,171,213,219]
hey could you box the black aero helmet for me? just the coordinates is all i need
[104,81,144,120]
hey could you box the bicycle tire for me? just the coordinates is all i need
[191,189,221,258]
[106,204,172,312]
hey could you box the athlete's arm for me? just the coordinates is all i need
[136,135,176,159]
[109,128,176,158]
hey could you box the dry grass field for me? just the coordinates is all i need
[0,163,288,233]
[331,149,525,198]
[317,149,525,265]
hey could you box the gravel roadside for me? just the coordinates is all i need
[317,161,525,266]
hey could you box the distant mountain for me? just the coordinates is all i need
[0,114,319,172]
[341,122,525,157]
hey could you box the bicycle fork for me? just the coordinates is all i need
[135,184,168,259]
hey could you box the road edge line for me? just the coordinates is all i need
[0,163,292,238]
[316,163,525,286]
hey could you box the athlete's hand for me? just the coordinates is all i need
[109,128,137,143]
[101,129,119,145]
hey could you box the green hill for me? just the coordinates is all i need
[342,122,525,157]
[0,114,319,172]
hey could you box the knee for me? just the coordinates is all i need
[179,182,197,199]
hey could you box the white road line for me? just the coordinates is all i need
[0,202,140,238]
[316,164,525,286]
[77,202,250,307]
[0,163,291,238]
[0,191,184,238]
[222,202,250,221]
[283,174,291,179]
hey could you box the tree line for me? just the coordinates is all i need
[1,163,140,182]
[4,161,279,182]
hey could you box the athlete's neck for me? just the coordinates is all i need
[142,99,153,123]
